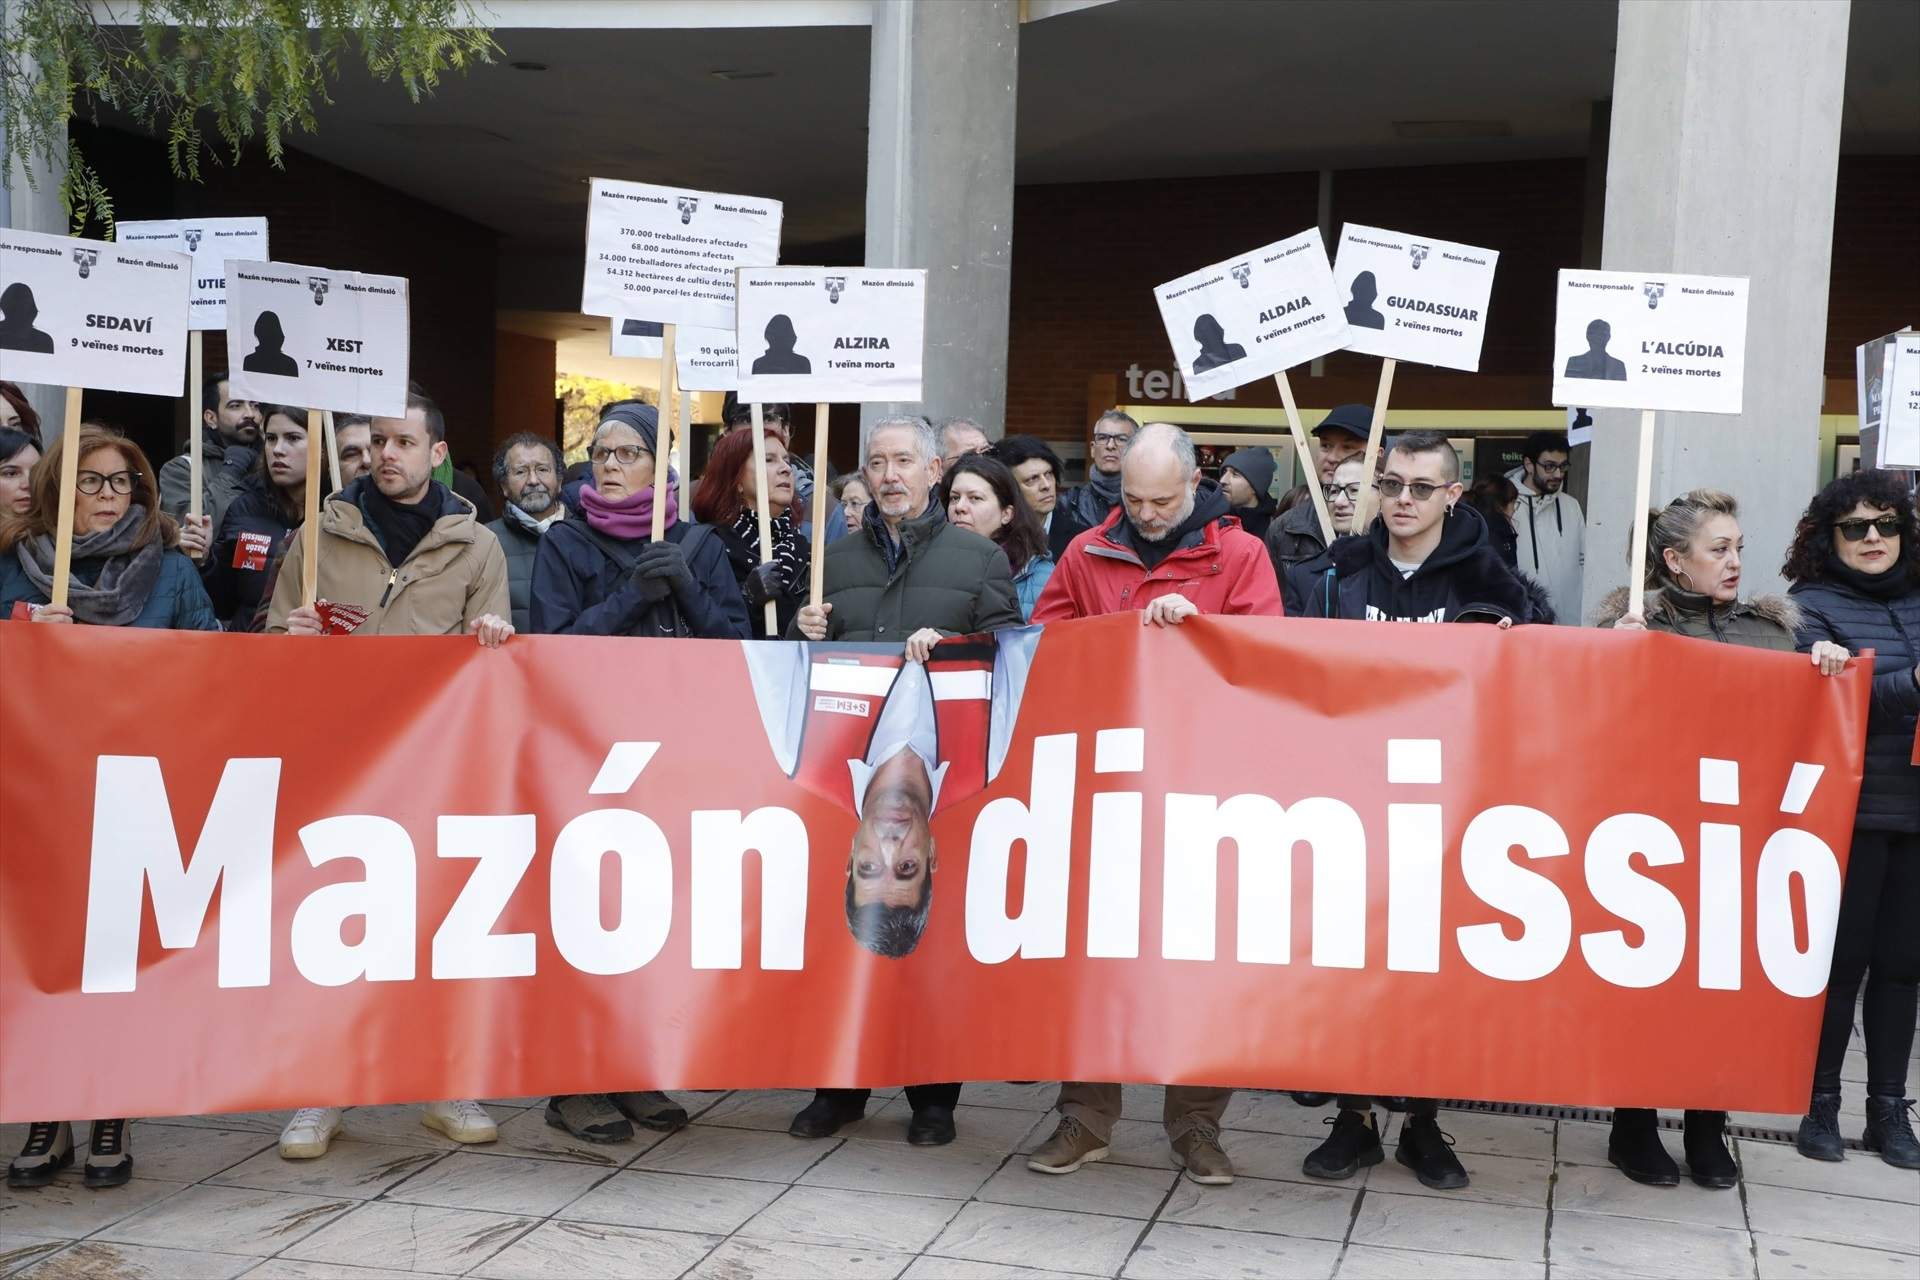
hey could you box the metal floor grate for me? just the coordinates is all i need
[1431,1098,1865,1150]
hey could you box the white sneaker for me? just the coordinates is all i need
[421,1099,497,1144]
[278,1107,343,1160]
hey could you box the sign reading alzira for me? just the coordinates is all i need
[0,615,1867,1122]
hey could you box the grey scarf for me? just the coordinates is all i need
[14,504,165,626]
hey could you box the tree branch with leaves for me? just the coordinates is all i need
[1,0,497,234]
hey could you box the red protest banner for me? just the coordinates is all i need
[0,615,1868,1122]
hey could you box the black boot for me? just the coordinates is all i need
[1607,1108,1679,1186]
[788,1091,866,1139]
[1795,1089,1844,1162]
[83,1119,132,1189]
[7,1121,73,1189]
[1863,1096,1920,1170]
[1289,1092,1332,1107]
[906,1104,956,1147]
[1682,1110,1737,1189]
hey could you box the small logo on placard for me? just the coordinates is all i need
[1230,262,1252,289]
[183,228,203,252]
[676,196,699,224]
[1643,282,1665,310]
[824,276,846,304]
[1409,244,1431,270]
[307,277,330,306]
[72,248,99,278]
[812,695,870,717]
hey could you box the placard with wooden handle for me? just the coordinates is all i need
[810,402,829,609]
[1353,357,1398,532]
[748,402,778,636]
[1627,409,1657,620]
[651,324,678,542]
[48,388,85,609]
[300,406,324,606]
[187,331,205,522]
[1274,370,1335,543]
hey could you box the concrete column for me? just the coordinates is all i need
[1581,0,1848,621]
[862,0,1018,441]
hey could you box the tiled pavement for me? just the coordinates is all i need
[1,1073,1915,1279]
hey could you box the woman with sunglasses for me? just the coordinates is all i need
[0,423,218,1190]
[1782,469,1920,1169]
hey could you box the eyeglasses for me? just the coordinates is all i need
[1534,460,1569,475]
[590,444,650,467]
[76,470,136,496]
[1092,432,1130,447]
[1836,516,1902,542]
[1325,483,1363,501]
[1374,477,1447,502]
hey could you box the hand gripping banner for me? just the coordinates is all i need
[0,615,1868,1121]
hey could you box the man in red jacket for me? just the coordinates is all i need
[1028,422,1280,1188]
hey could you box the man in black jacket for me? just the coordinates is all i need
[995,434,1087,560]
[789,414,1022,1149]
[486,433,566,633]
[1291,431,1553,627]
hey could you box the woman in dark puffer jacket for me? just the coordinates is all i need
[1782,469,1920,1170]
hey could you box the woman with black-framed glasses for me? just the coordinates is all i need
[1782,468,1920,1170]
[0,422,218,1190]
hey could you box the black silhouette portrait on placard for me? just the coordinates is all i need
[1564,318,1627,382]
[0,283,56,354]
[1570,408,1594,430]
[752,314,811,375]
[1191,313,1246,374]
[1344,271,1387,330]
[243,310,299,377]
[620,319,663,338]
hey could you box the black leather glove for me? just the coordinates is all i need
[633,540,695,601]
[741,560,783,610]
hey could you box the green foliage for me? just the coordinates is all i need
[1,0,497,234]
[558,372,654,465]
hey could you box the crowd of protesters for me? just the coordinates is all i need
[1,378,1913,1198]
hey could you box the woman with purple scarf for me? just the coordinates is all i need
[528,400,749,642]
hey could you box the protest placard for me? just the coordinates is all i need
[581,179,783,330]
[1333,224,1497,372]
[225,261,409,417]
[734,268,926,403]
[1331,225,1499,526]
[677,325,738,392]
[610,317,664,359]
[1551,270,1750,415]
[1154,230,1349,536]
[116,217,268,331]
[1551,268,1750,617]
[1857,328,1919,470]
[0,228,190,396]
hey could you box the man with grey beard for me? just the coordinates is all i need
[486,432,567,633]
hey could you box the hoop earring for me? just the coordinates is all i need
[1675,568,1698,593]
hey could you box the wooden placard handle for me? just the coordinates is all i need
[748,402,778,636]
[300,406,323,606]
[810,403,829,609]
[652,324,678,542]
[1274,370,1335,544]
[1627,408,1656,620]
[48,387,84,609]
[1353,357,1398,532]
[187,330,205,522]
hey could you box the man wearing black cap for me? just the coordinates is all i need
[1217,446,1279,542]
[1265,404,1371,585]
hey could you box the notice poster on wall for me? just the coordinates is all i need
[582,179,783,330]
[1152,229,1349,400]
[1857,328,1919,469]
[0,228,190,395]
[225,261,410,416]
[1332,224,1498,371]
[116,217,269,330]
[1551,270,1749,415]
[734,268,925,403]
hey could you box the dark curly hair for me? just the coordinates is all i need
[1781,468,1920,586]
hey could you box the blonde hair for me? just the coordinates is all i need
[1641,488,1738,589]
